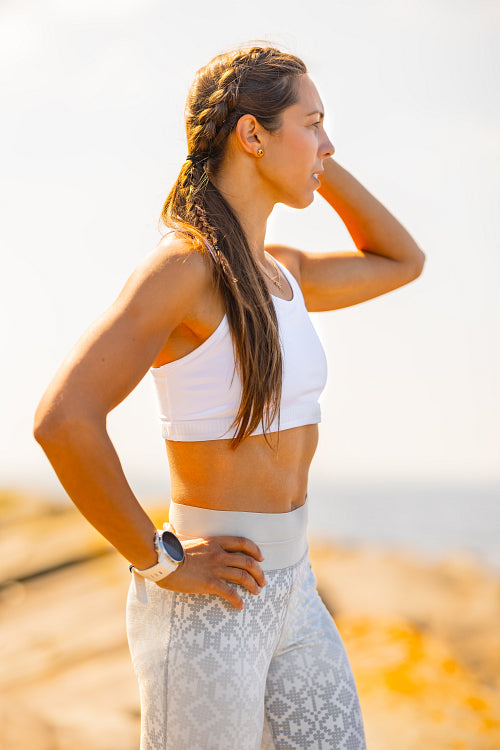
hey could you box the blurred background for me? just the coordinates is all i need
[1,1,499,748]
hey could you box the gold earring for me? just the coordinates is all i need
[256,148,264,157]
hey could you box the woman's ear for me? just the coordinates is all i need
[234,114,266,158]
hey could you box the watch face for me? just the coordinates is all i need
[159,530,185,563]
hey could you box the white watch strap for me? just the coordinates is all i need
[130,527,181,604]
[131,556,177,605]
[131,569,148,604]
[134,556,178,580]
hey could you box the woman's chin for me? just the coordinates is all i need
[281,191,315,210]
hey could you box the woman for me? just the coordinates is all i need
[34,46,424,749]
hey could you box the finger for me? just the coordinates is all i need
[213,535,264,562]
[218,551,267,588]
[209,579,245,610]
[216,563,264,595]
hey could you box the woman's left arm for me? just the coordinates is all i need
[269,157,426,311]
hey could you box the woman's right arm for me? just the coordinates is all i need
[34,237,265,608]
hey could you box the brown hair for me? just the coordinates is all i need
[159,46,307,448]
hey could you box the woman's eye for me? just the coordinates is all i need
[312,122,321,128]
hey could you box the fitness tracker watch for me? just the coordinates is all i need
[131,524,184,581]
[130,523,185,604]
[132,524,185,582]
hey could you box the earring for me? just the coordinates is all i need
[256,148,264,157]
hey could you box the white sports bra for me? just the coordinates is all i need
[150,256,328,441]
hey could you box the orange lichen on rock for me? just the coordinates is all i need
[334,614,500,750]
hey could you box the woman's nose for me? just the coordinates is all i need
[321,135,335,159]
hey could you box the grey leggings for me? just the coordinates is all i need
[126,502,367,750]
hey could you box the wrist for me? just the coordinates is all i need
[132,549,159,570]
[131,526,185,582]
[130,528,158,570]
[129,526,184,604]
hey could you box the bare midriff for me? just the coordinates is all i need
[165,423,319,514]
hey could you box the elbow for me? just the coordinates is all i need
[33,399,86,449]
[33,402,66,448]
[416,248,426,276]
[407,247,426,281]
[34,397,105,449]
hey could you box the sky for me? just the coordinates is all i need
[1,0,499,499]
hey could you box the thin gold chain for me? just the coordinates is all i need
[259,253,282,290]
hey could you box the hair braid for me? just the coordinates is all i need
[191,66,246,154]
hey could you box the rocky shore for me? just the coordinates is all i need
[1,490,499,749]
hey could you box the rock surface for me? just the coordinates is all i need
[1,490,499,749]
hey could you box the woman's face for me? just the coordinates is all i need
[258,74,335,209]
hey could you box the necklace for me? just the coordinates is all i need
[259,253,283,291]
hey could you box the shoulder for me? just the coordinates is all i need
[126,232,213,299]
[143,231,213,283]
[263,244,304,286]
[116,231,215,328]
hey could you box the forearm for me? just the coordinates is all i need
[35,417,158,570]
[318,157,425,268]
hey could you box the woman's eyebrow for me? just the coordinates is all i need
[306,111,324,119]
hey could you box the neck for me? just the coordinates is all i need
[209,151,275,264]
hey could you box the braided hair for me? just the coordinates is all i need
[159,46,307,448]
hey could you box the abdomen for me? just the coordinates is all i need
[165,423,319,513]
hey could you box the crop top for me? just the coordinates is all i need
[150,256,328,441]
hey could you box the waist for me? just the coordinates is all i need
[168,496,309,572]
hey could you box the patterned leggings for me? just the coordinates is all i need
[126,503,367,750]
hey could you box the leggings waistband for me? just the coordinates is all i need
[168,497,309,572]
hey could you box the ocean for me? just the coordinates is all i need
[306,478,500,572]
